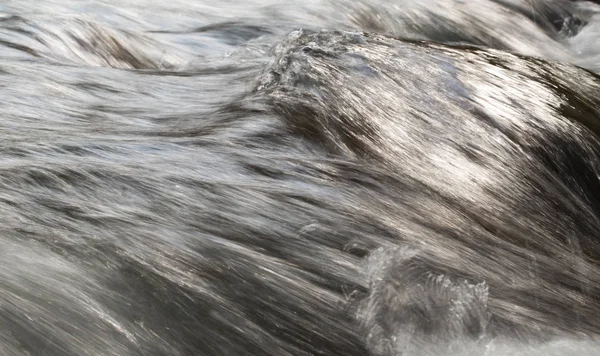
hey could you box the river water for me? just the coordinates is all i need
[2,1,600,355]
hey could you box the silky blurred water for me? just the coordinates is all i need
[2,1,600,355]
[0,1,597,146]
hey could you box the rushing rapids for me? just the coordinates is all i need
[1,1,600,355]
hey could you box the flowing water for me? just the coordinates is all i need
[2,1,600,355]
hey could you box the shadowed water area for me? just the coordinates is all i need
[2,1,600,355]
